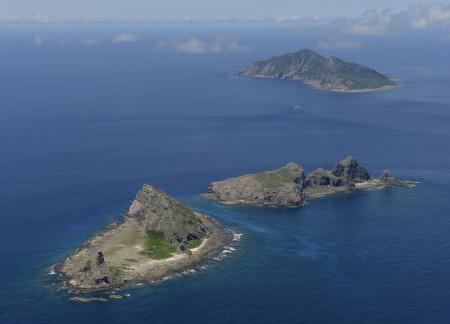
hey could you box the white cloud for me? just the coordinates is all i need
[0,11,326,25]
[344,9,399,35]
[80,38,99,46]
[318,38,362,50]
[344,3,450,35]
[33,35,44,46]
[113,33,138,43]
[0,11,18,23]
[157,36,249,54]
[33,12,50,23]
[409,3,450,29]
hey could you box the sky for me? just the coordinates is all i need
[2,0,450,53]
[0,0,447,21]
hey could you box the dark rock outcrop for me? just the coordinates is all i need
[305,167,332,186]
[380,170,402,186]
[305,165,355,189]
[96,251,104,265]
[331,156,371,182]
[95,276,110,284]
[329,176,355,188]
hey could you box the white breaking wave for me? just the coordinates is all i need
[233,233,243,241]
[48,266,56,275]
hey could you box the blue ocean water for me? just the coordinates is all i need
[1,24,450,323]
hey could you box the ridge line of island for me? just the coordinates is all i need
[56,156,414,296]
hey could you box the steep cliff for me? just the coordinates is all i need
[128,184,207,251]
[330,156,371,183]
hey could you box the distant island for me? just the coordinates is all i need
[238,49,398,92]
[207,156,414,207]
[56,185,230,292]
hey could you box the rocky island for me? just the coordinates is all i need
[207,156,414,207]
[56,184,230,292]
[238,49,397,92]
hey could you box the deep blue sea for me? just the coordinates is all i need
[1,23,450,323]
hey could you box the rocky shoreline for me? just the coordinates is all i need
[55,185,233,293]
[207,156,414,207]
[246,74,399,93]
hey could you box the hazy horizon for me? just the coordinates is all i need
[1,0,448,22]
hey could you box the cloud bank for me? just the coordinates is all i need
[157,36,249,54]
[113,33,138,43]
[344,3,450,35]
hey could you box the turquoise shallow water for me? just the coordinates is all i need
[1,24,450,323]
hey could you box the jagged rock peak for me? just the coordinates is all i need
[96,251,104,265]
[130,184,207,249]
[380,169,401,186]
[331,156,371,182]
[306,167,332,186]
[282,162,305,183]
[285,161,303,171]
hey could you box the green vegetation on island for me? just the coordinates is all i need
[255,165,296,189]
[187,239,202,249]
[143,231,177,260]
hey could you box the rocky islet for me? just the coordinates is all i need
[207,156,414,206]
